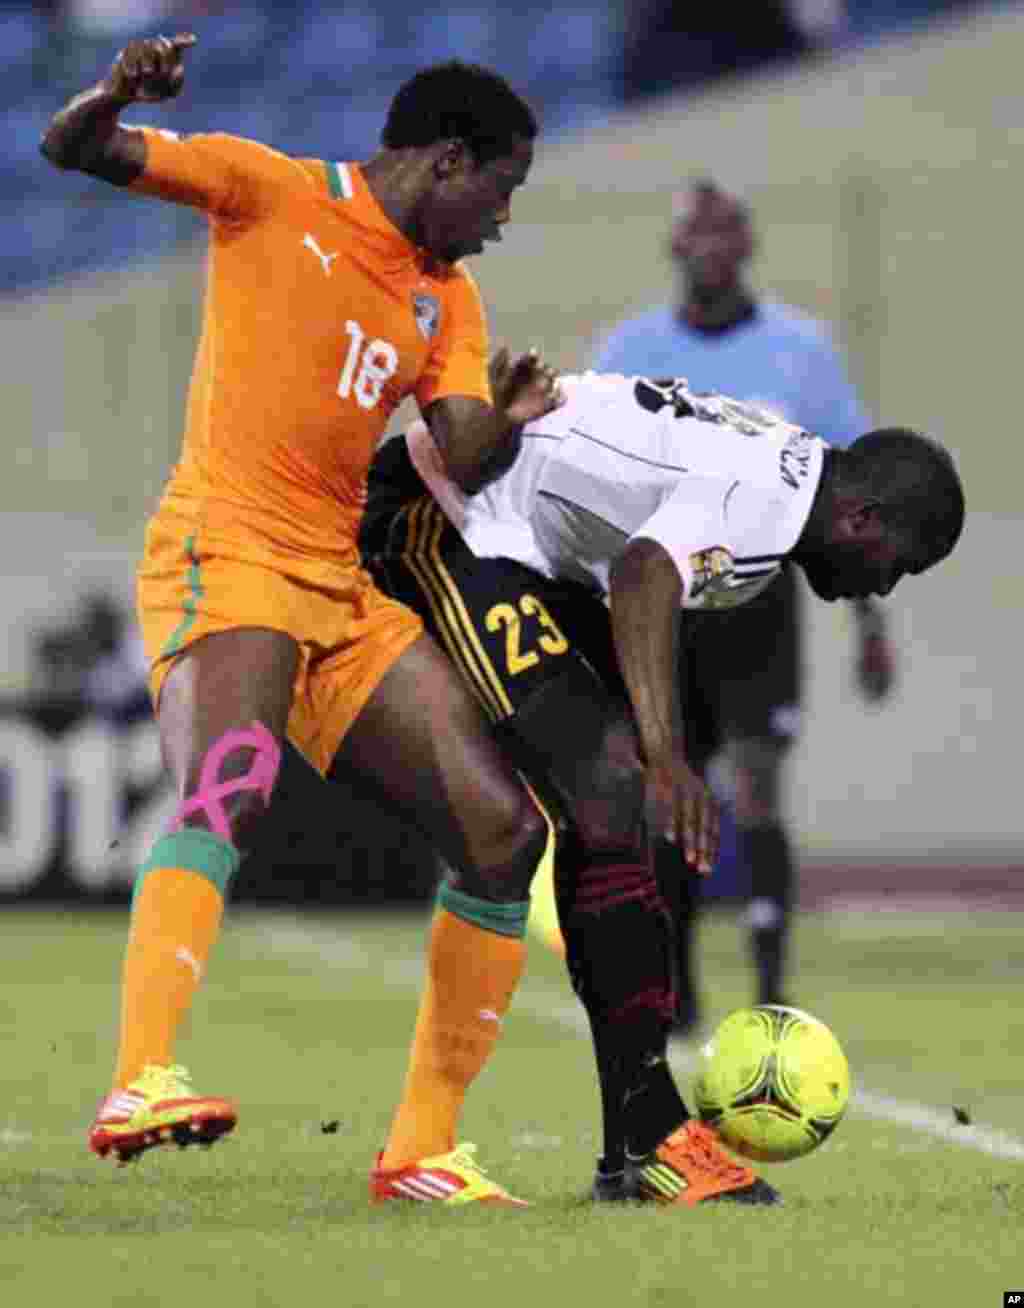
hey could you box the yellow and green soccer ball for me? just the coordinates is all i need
[693,1005,850,1163]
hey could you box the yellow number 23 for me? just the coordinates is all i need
[485,594,570,676]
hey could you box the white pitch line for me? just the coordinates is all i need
[0,1126,32,1146]
[247,914,1024,1165]
[849,1089,1024,1161]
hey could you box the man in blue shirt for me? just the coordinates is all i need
[590,179,895,1032]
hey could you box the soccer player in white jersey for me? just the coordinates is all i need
[360,365,963,1205]
[590,179,893,1029]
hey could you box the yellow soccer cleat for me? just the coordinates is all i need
[88,1064,237,1165]
[370,1142,529,1206]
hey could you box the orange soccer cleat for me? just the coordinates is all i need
[624,1120,781,1206]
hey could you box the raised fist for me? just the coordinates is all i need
[104,33,196,104]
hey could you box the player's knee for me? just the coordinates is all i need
[498,660,645,852]
[571,720,647,855]
[457,789,550,905]
[487,789,550,893]
[170,722,283,853]
[729,738,784,827]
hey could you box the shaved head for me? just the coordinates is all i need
[840,428,965,566]
[670,179,755,303]
[795,428,965,602]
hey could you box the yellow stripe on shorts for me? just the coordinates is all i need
[400,499,511,722]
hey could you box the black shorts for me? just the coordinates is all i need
[682,563,802,768]
[360,437,623,730]
[360,436,800,777]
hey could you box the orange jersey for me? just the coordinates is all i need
[130,128,491,564]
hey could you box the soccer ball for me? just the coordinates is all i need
[693,1005,850,1163]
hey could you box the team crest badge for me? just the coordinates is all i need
[689,546,737,606]
[413,292,441,341]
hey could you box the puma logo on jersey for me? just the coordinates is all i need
[303,233,339,276]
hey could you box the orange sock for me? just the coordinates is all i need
[380,907,527,1168]
[113,830,238,1089]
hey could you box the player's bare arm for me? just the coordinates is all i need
[608,537,719,875]
[40,33,196,183]
[424,348,564,494]
[851,596,895,701]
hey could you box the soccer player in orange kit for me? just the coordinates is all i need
[42,32,564,1205]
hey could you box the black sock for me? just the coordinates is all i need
[737,821,794,1005]
[624,1054,689,1158]
[559,851,682,1174]
[589,1015,666,1175]
[655,843,702,1028]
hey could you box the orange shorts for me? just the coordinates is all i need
[137,510,422,775]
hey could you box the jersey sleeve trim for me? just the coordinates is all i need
[326,162,354,200]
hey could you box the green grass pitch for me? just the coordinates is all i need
[1,904,1021,1307]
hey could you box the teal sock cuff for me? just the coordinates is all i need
[437,881,530,939]
[134,829,240,904]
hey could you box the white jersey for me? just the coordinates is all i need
[407,372,826,610]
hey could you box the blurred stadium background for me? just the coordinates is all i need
[1,0,1019,913]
